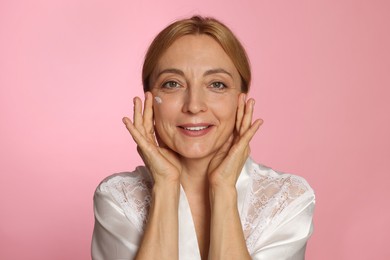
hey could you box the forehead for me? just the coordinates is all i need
[155,34,239,75]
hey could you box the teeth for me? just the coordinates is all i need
[184,126,208,131]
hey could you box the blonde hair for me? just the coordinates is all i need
[142,16,251,93]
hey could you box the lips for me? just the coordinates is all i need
[181,126,209,131]
[177,124,213,137]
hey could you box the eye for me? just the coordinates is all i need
[210,82,227,90]
[162,81,181,89]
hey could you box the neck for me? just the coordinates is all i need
[179,156,211,194]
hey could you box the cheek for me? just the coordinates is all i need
[153,95,180,116]
[153,104,169,129]
[212,96,239,121]
[153,97,179,134]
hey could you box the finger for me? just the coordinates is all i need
[133,97,144,131]
[143,92,154,131]
[216,134,234,158]
[124,117,162,166]
[229,119,262,163]
[235,93,246,133]
[122,116,150,149]
[208,134,234,173]
[240,98,255,136]
[239,119,263,146]
[143,92,156,142]
[122,116,139,141]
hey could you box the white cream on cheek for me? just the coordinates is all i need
[154,96,162,104]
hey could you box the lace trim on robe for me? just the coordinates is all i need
[240,163,312,253]
[100,163,313,253]
[100,169,153,233]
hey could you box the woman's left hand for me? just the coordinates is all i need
[207,93,263,189]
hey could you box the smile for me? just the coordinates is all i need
[181,126,209,131]
[177,124,213,137]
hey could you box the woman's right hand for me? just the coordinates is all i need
[122,92,182,184]
[124,92,180,260]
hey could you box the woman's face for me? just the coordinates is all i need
[150,34,242,160]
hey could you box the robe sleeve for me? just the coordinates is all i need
[91,186,141,260]
[250,194,315,260]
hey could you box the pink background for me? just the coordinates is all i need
[1,0,389,259]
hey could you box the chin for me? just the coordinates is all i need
[175,146,217,160]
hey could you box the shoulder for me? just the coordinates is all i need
[240,158,315,252]
[96,166,153,194]
[243,157,315,205]
[94,166,153,232]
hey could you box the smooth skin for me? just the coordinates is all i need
[122,35,263,260]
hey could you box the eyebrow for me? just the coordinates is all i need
[203,68,233,79]
[156,68,184,78]
[156,68,233,79]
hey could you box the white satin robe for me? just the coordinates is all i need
[92,157,315,259]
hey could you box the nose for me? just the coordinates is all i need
[182,86,207,114]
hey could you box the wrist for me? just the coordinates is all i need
[209,185,238,207]
[153,181,180,199]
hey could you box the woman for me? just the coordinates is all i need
[92,16,315,260]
